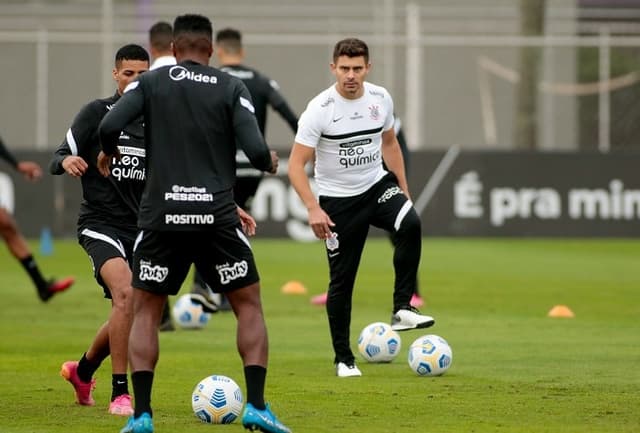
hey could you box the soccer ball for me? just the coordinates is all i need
[192,375,244,424]
[172,294,211,329]
[357,322,402,363]
[407,334,453,376]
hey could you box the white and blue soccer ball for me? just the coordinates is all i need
[357,322,402,363]
[407,334,453,376]
[192,375,244,424]
[172,294,211,329]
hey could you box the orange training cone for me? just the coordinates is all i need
[548,305,575,318]
[281,280,308,295]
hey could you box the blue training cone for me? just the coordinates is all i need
[40,227,53,256]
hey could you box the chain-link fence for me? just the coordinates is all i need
[1,0,639,152]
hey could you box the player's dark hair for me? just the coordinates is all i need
[215,28,242,54]
[149,21,173,52]
[173,14,213,40]
[115,44,149,67]
[173,14,213,54]
[333,38,369,63]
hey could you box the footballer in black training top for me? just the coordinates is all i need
[99,61,272,231]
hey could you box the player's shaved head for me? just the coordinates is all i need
[149,21,173,53]
[215,28,243,55]
[173,14,213,55]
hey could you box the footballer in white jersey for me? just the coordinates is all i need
[295,81,395,197]
[288,38,434,376]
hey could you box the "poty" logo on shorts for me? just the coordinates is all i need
[139,260,168,282]
[217,261,248,285]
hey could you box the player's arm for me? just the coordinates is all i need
[381,128,410,199]
[0,135,19,169]
[394,117,410,174]
[232,82,275,173]
[98,82,145,176]
[288,142,334,240]
[289,104,335,239]
[0,135,42,181]
[287,143,316,210]
[49,103,100,177]
[0,135,42,182]
[237,205,257,236]
[267,79,298,133]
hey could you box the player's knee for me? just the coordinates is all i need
[0,208,18,236]
[396,208,421,238]
[110,283,133,309]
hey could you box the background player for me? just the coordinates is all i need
[191,27,299,310]
[0,135,74,302]
[51,44,149,416]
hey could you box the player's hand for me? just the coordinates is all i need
[61,156,88,177]
[268,150,278,174]
[308,204,335,240]
[17,161,43,181]
[97,149,120,177]
[237,206,257,236]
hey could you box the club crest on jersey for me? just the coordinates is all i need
[369,104,380,120]
[326,232,339,251]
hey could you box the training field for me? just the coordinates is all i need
[0,238,638,433]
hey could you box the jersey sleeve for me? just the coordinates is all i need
[382,89,395,132]
[294,101,323,148]
[99,81,145,156]
[230,80,273,172]
[49,101,101,175]
[0,134,19,169]
[266,78,298,133]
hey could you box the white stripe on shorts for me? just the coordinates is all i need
[133,230,144,253]
[236,228,252,249]
[81,228,126,258]
[394,200,414,232]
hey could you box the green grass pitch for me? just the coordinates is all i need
[0,238,638,432]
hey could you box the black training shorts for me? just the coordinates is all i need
[78,224,137,298]
[131,224,260,296]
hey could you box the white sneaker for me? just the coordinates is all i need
[335,362,362,377]
[188,293,219,314]
[391,307,435,331]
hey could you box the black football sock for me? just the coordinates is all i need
[132,371,154,418]
[77,353,101,383]
[244,365,266,410]
[112,374,129,400]
[20,255,48,293]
